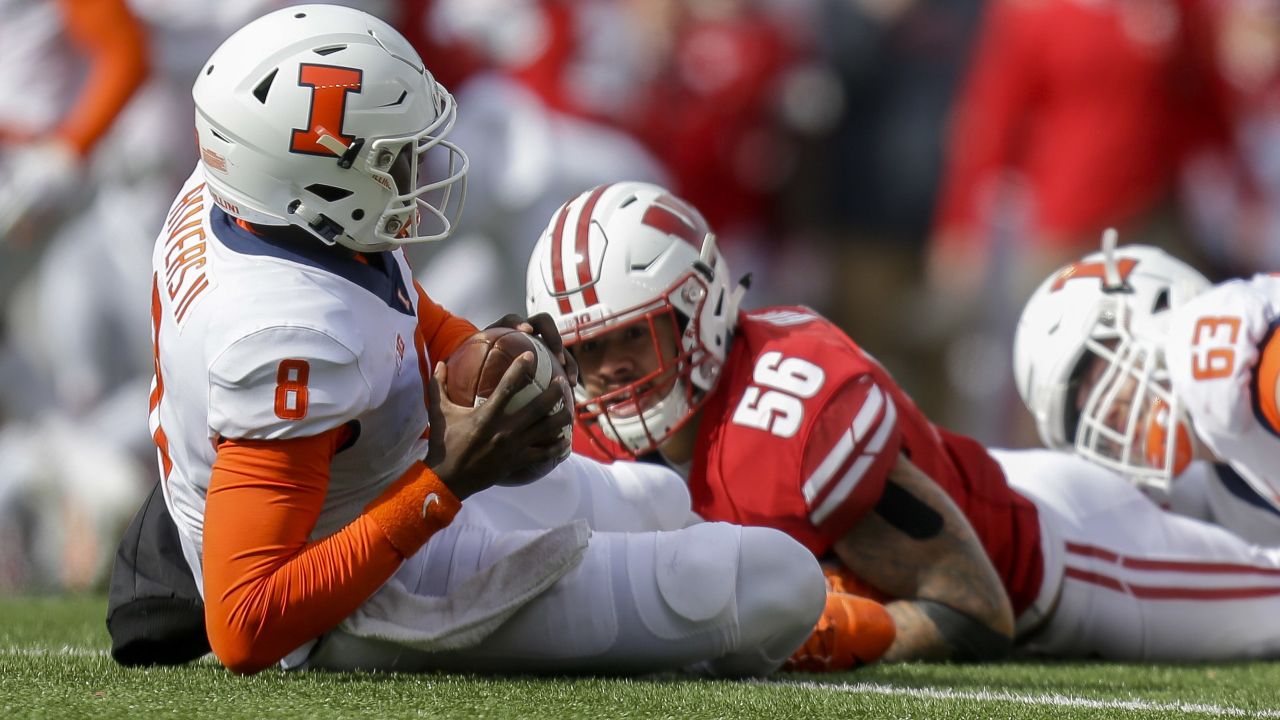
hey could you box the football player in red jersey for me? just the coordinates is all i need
[527,182,1280,668]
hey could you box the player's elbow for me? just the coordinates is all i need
[205,609,282,676]
[210,633,278,676]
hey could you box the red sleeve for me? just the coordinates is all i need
[53,0,149,156]
[413,281,479,362]
[799,375,902,549]
[933,0,1042,244]
[202,427,461,675]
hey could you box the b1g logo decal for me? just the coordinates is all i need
[732,352,826,438]
[290,64,363,156]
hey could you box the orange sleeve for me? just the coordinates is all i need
[52,0,149,156]
[202,426,461,675]
[414,280,479,361]
[1255,321,1280,436]
[786,592,896,671]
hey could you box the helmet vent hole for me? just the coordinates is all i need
[252,69,277,104]
[384,90,408,107]
[1152,288,1170,313]
[305,184,353,202]
[205,65,214,76]
[314,45,346,56]
[619,195,638,208]
[209,128,231,143]
[294,12,306,18]
[351,209,365,221]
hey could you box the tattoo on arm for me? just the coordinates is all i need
[874,479,943,540]
[833,453,1015,662]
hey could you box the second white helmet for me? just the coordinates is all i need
[1013,233,1210,491]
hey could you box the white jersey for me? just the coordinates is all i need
[993,448,1280,662]
[149,168,431,592]
[1162,274,1280,540]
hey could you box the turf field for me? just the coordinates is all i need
[4,595,1280,719]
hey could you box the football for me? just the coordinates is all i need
[444,327,574,485]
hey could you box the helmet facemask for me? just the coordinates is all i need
[361,82,468,248]
[303,77,466,251]
[1072,296,1194,496]
[566,270,722,459]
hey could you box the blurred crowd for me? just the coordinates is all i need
[1,0,1278,593]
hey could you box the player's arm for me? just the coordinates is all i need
[203,429,460,675]
[797,374,1012,662]
[933,0,1038,235]
[203,332,571,674]
[833,454,1015,662]
[929,0,1040,293]
[413,281,479,360]
[53,0,149,156]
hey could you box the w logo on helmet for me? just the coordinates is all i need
[641,194,708,247]
[1050,258,1139,292]
[289,64,362,156]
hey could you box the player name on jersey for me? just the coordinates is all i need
[162,182,213,325]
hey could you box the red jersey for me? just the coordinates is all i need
[934,0,1228,245]
[575,306,1044,614]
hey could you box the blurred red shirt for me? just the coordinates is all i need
[935,0,1230,249]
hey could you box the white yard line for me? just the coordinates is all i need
[0,646,108,658]
[761,679,1280,718]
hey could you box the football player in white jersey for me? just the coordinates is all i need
[1016,230,1280,545]
[147,4,822,676]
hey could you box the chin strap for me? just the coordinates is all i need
[727,273,752,325]
[286,198,344,245]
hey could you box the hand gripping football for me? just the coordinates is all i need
[444,327,573,484]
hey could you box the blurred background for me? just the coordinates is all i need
[0,0,1276,593]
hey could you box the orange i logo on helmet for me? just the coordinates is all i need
[1050,257,1140,292]
[289,64,363,157]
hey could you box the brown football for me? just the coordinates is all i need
[444,327,573,485]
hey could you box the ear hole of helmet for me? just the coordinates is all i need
[1063,349,1096,444]
[305,184,352,202]
[252,69,277,103]
[1152,287,1171,313]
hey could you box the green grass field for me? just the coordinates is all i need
[4,595,1280,719]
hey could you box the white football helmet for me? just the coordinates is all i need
[526,182,744,458]
[1013,231,1210,493]
[192,4,467,252]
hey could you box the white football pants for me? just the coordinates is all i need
[304,455,825,676]
[994,449,1280,661]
